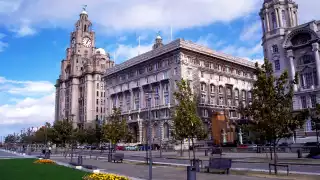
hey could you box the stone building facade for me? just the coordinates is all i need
[103,36,256,144]
[260,0,320,136]
[55,9,114,128]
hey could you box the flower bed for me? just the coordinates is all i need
[34,159,56,164]
[83,173,129,180]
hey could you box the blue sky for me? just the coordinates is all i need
[0,0,319,140]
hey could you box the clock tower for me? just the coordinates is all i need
[55,6,114,129]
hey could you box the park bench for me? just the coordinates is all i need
[211,148,222,155]
[111,153,124,163]
[269,163,289,176]
[205,158,232,174]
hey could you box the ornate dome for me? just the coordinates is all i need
[81,10,87,15]
[95,48,106,55]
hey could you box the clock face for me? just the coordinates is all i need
[71,38,76,48]
[82,37,92,48]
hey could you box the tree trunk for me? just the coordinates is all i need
[180,140,183,157]
[273,142,278,175]
[191,138,196,162]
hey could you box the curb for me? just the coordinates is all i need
[164,156,320,166]
[121,159,320,176]
[0,149,145,180]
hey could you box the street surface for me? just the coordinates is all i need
[52,157,283,180]
[27,149,320,174]
[0,149,23,159]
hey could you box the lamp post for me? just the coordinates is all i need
[145,90,154,180]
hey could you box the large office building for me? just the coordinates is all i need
[55,9,114,128]
[103,36,256,144]
[260,0,320,137]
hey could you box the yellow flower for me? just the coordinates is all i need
[82,173,129,180]
[33,159,56,164]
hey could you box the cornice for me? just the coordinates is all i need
[104,39,256,77]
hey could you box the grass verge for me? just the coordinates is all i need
[0,158,87,180]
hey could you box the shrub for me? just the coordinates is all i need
[83,173,129,180]
[33,159,56,164]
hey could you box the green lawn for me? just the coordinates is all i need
[0,158,87,180]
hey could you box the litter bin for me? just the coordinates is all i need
[77,156,83,165]
[297,149,302,158]
[205,150,208,156]
[187,166,196,180]
[191,159,201,172]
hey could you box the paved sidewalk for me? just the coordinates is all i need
[51,157,281,180]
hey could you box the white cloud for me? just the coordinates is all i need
[0,33,8,52]
[0,0,259,36]
[220,41,263,60]
[0,76,55,136]
[295,0,320,23]
[0,77,55,96]
[195,33,215,48]
[115,43,153,64]
[240,21,261,41]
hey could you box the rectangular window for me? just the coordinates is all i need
[200,71,204,78]
[301,96,307,109]
[210,96,215,105]
[274,60,280,71]
[306,72,313,88]
[164,95,169,105]
[96,99,99,105]
[201,94,206,104]
[201,83,206,91]
[97,91,99,96]
[311,95,317,108]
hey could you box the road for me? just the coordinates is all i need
[0,149,23,159]
[26,149,320,174]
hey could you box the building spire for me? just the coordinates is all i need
[81,5,88,15]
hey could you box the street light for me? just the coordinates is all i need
[145,90,155,180]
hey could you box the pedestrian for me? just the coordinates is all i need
[48,146,52,154]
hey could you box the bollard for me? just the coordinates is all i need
[205,150,208,156]
[77,156,83,165]
[108,153,112,162]
[187,166,196,180]
[297,149,302,158]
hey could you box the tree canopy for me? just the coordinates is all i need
[173,79,207,160]
[102,108,129,145]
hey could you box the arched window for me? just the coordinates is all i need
[219,86,224,94]
[299,55,314,65]
[271,12,277,29]
[291,33,311,46]
[163,123,169,138]
[272,45,278,53]
[234,89,239,99]
[281,10,287,27]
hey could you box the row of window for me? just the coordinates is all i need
[301,95,317,109]
[200,84,251,98]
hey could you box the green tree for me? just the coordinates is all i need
[4,134,18,143]
[52,120,73,147]
[34,123,53,145]
[303,104,320,147]
[102,108,129,147]
[173,79,207,161]
[240,59,305,174]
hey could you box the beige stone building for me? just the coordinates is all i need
[260,0,320,139]
[103,36,256,144]
[55,9,114,128]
